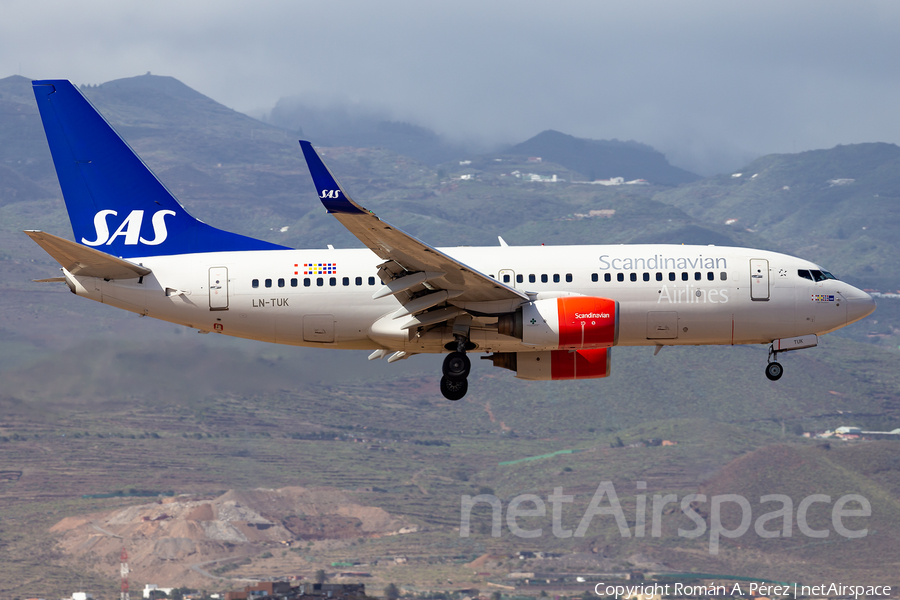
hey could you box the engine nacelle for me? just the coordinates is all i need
[484,348,612,380]
[499,296,619,349]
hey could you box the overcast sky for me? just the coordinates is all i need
[3,0,899,175]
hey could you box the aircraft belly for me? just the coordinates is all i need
[99,279,147,312]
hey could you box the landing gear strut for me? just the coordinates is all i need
[766,344,784,381]
[440,336,471,401]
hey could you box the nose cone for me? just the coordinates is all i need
[845,289,876,325]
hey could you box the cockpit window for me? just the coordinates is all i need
[809,269,838,282]
[800,268,839,282]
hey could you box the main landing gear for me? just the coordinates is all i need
[440,336,473,401]
[765,344,784,381]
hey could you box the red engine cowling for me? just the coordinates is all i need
[519,296,619,349]
[485,348,612,380]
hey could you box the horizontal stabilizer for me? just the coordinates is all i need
[33,277,67,283]
[24,230,151,280]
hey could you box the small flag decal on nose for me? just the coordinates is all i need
[296,263,337,275]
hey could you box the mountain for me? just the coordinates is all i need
[654,143,900,291]
[266,96,474,165]
[505,129,702,185]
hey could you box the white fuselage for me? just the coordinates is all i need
[65,244,874,354]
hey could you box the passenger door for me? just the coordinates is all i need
[498,269,516,288]
[209,267,229,311]
[750,259,769,301]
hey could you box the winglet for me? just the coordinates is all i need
[299,141,367,215]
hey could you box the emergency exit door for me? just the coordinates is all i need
[209,267,229,310]
[750,259,769,301]
[498,269,516,287]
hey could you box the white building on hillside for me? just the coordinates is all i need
[144,584,174,599]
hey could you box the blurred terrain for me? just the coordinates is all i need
[1,73,899,596]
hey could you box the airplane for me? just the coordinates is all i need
[25,79,876,401]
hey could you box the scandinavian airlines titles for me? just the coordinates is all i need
[599,254,728,271]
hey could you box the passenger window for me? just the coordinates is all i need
[265,278,272,288]
[317,277,324,286]
[630,273,637,282]
[720,272,727,281]
[694,272,701,281]
[541,274,548,283]
[304,278,311,287]
[356,276,362,286]
[669,272,676,281]
[798,269,813,281]
[707,272,714,281]
[503,274,510,283]
[617,273,624,282]
[516,274,524,284]
[681,272,688,281]
[368,277,376,285]
[643,273,650,282]
[329,277,337,286]
[553,274,560,283]
[605,273,611,282]
[342,277,349,286]
[592,273,599,282]
[656,272,663,281]
[565,273,572,283]
[529,274,536,283]
[278,278,285,288]
[291,278,298,287]
[252,279,259,289]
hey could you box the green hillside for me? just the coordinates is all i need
[506,129,701,185]
[654,144,900,291]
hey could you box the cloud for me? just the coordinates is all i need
[3,0,899,174]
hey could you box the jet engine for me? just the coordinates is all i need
[497,296,619,349]
[484,348,611,380]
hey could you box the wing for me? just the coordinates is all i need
[299,142,528,319]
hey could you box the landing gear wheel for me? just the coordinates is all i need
[440,376,468,401]
[442,351,471,379]
[765,362,784,381]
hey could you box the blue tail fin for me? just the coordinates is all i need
[32,80,288,258]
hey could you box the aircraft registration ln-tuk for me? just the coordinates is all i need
[26,80,876,400]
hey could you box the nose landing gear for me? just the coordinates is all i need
[765,344,784,381]
[440,336,472,401]
[762,335,817,381]
[765,360,784,381]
